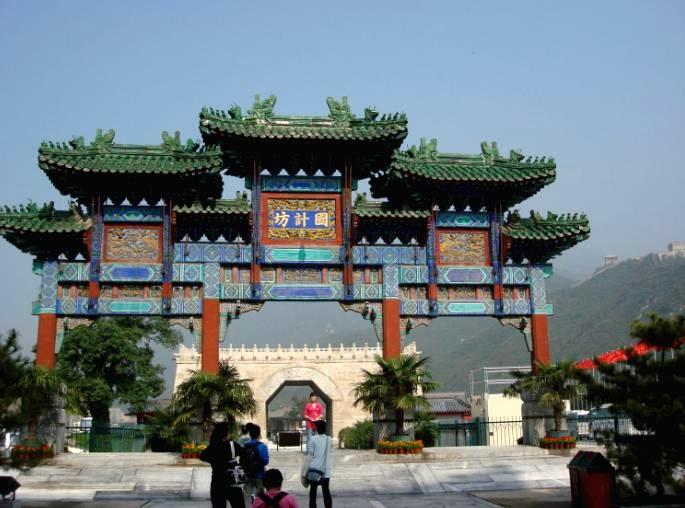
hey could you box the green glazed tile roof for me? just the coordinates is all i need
[0,202,90,258]
[371,139,558,209]
[39,129,223,175]
[200,95,408,142]
[353,195,430,219]
[503,210,590,240]
[390,139,556,184]
[174,195,251,215]
[503,210,590,262]
[0,202,90,233]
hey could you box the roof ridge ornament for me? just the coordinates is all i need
[509,148,524,163]
[406,137,439,159]
[364,107,379,122]
[69,136,86,150]
[2,201,56,217]
[520,210,588,224]
[480,141,499,163]
[90,128,115,151]
[228,104,242,120]
[161,130,200,153]
[247,94,277,121]
[326,96,355,123]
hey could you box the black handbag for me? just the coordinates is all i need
[305,468,325,482]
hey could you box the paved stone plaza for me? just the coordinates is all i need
[5,446,576,506]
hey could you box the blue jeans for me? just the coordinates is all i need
[306,428,313,452]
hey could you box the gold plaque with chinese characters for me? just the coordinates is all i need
[265,198,337,241]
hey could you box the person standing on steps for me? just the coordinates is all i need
[200,422,246,508]
[242,424,270,507]
[308,420,332,508]
[303,392,323,453]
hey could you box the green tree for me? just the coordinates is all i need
[353,355,438,437]
[56,317,180,424]
[504,360,584,432]
[584,313,685,497]
[0,330,29,431]
[171,360,257,440]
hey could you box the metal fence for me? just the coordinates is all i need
[65,425,153,453]
[437,418,523,447]
[436,414,646,447]
[566,413,647,444]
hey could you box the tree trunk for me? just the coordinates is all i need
[395,408,405,436]
[90,402,111,425]
[554,407,563,432]
[202,399,212,441]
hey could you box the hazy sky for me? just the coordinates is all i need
[1,1,684,357]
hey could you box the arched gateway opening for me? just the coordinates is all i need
[265,381,331,441]
[174,341,417,440]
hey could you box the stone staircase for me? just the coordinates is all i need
[9,446,573,501]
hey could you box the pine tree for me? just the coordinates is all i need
[0,330,29,431]
[584,313,685,497]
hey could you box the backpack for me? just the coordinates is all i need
[257,492,288,508]
[242,442,264,479]
[226,441,247,486]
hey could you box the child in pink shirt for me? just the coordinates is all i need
[252,469,299,508]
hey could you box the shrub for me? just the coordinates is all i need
[338,420,373,449]
[414,411,438,447]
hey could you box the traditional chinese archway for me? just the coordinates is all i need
[0,95,590,374]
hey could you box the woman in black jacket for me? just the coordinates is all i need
[200,422,246,508]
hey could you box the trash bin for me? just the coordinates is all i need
[567,451,615,508]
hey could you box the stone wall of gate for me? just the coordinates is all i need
[173,342,418,438]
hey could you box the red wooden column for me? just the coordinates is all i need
[530,314,551,369]
[36,313,58,368]
[201,299,220,373]
[250,161,261,291]
[382,299,401,359]
[342,164,354,297]
[426,212,438,314]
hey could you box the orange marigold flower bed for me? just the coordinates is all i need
[181,442,207,459]
[539,435,577,449]
[376,440,424,455]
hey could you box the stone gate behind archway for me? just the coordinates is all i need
[174,341,417,437]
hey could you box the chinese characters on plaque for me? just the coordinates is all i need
[266,198,337,240]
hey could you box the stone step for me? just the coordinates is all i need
[95,489,190,500]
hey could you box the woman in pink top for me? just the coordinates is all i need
[252,469,298,508]
[303,392,323,453]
